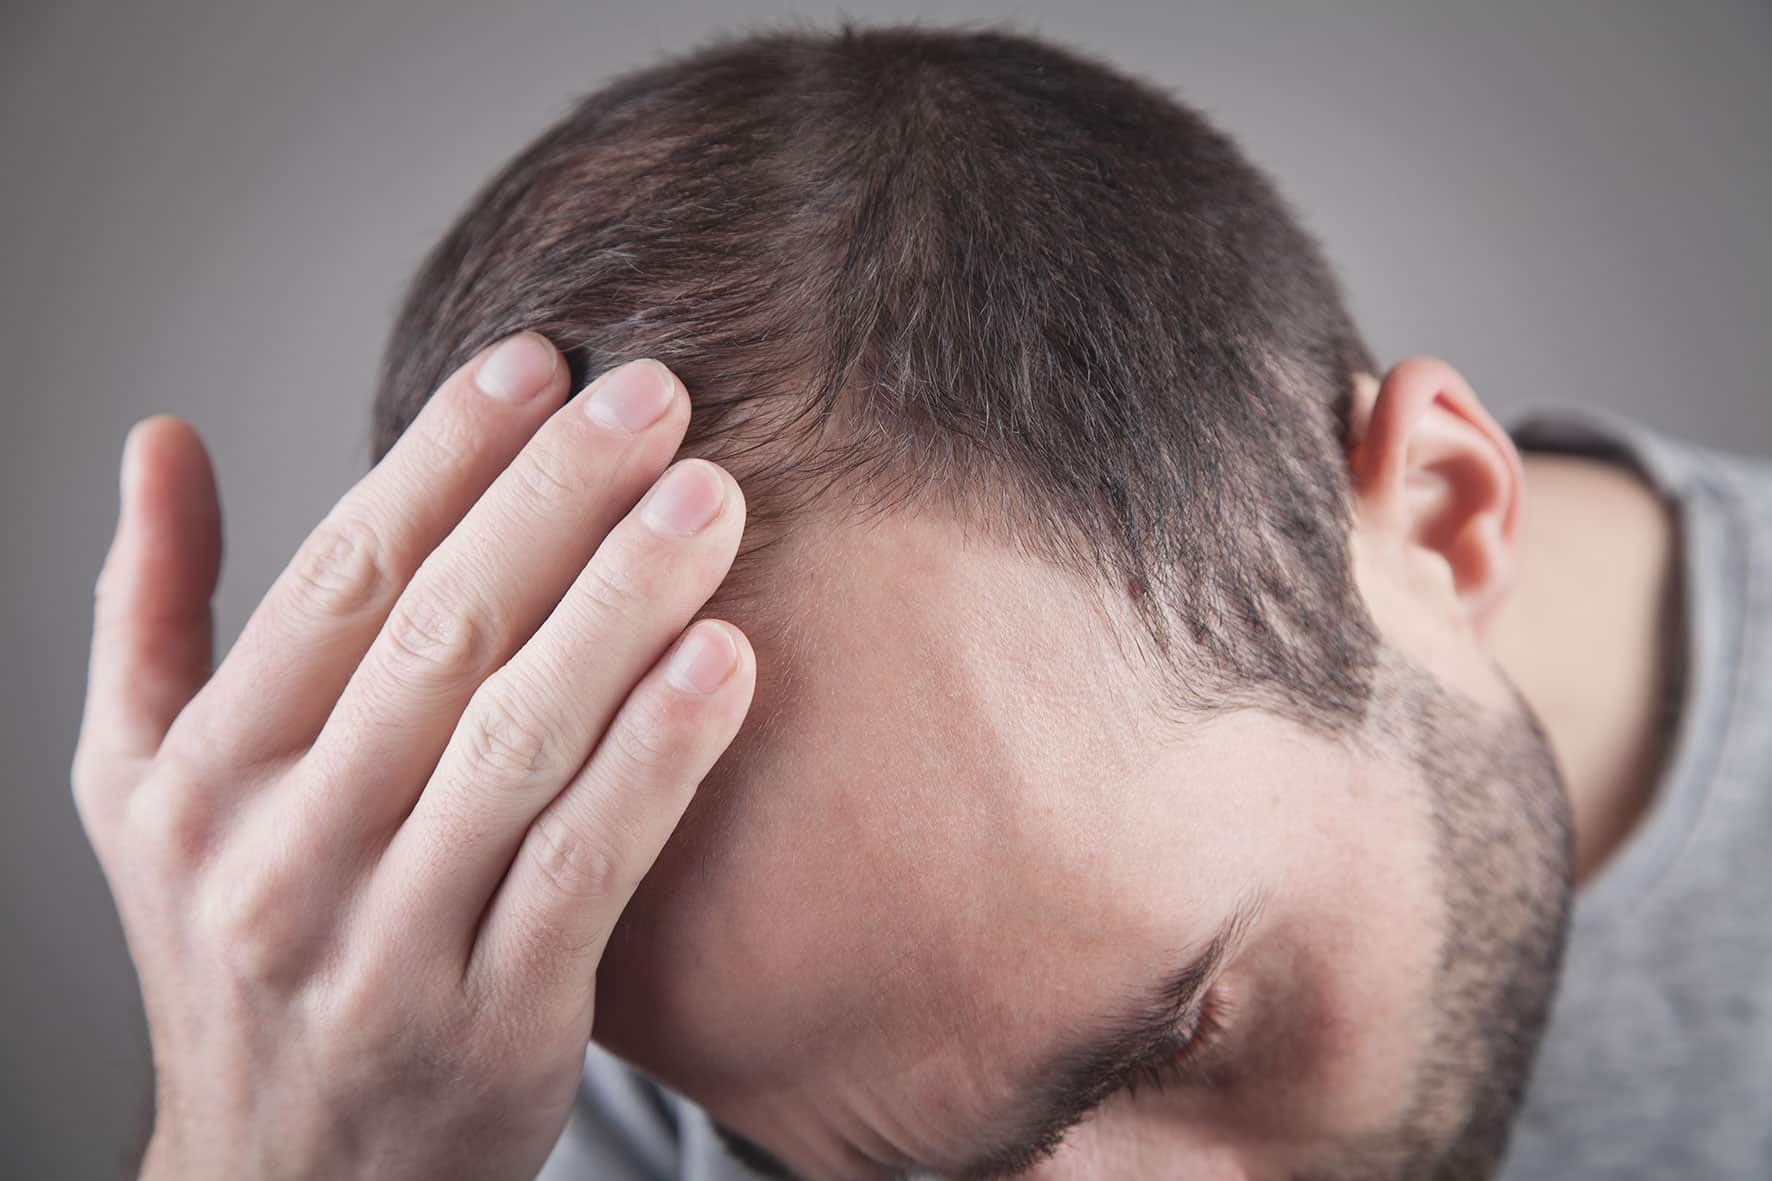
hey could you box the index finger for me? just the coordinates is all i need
[163,332,568,771]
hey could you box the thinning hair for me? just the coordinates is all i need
[373,17,1383,731]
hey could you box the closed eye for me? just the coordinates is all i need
[1116,985,1234,1098]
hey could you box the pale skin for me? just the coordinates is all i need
[1350,369,1677,890]
[582,355,1675,1178]
[72,333,758,1180]
[1486,443,1676,886]
[73,339,1672,1178]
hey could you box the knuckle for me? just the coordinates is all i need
[526,807,623,904]
[382,591,494,681]
[68,742,106,807]
[575,551,646,622]
[608,708,672,774]
[215,919,303,992]
[288,514,396,619]
[201,862,314,990]
[583,519,698,620]
[69,750,128,852]
[68,756,112,850]
[609,689,698,774]
[418,398,481,466]
[128,761,219,873]
[512,443,590,507]
[459,680,560,781]
[323,953,434,1059]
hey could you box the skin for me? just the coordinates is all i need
[588,357,1674,1178]
[1485,443,1677,885]
[73,342,1674,1180]
[73,335,759,1179]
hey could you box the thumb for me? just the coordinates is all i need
[76,415,223,781]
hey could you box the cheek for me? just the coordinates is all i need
[1230,778,1448,1144]
[1027,1106,1250,1181]
[1023,852,1448,1180]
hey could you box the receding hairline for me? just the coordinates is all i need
[373,16,1386,754]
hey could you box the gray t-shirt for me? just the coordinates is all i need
[542,406,1772,1180]
[1499,405,1772,1179]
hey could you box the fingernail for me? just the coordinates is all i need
[582,359,676,432]
[666,623,738,694]
[475,333,557,402]
[642,460,725,536]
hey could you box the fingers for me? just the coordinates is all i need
[299,357,692,845]
[468,618,755,1002]
[372,458,744,949]
[163,333,568,770]
[73,416,221,835]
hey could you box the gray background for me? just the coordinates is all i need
[3,1,1767,1175]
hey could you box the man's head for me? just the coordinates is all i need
[374,21,1573,1179]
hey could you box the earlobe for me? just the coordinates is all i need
[1345,356,1524,639]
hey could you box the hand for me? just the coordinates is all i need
[70,334,755,1180]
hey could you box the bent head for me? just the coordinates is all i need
[373,22,1573,1179]
[594,495,1568,1181]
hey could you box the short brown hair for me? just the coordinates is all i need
[373,18,1382,730]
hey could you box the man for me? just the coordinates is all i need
[73,20,1769,1181]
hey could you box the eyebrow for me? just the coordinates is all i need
[943,894,1265,1180]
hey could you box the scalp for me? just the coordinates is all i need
[372,19,1385,734]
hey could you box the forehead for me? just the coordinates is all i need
[704,505,1171,861]
[592,508,1272,1147]
[683,504,1189,897]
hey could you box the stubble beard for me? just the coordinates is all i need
[1309,648,1576,1181]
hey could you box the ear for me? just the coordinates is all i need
[1346,356,1524,641]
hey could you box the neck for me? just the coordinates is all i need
[1487,451,1681,888]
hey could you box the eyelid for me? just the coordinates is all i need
[1120,982,1237,1097]
[963,896,1270,1178]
